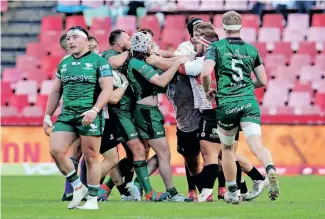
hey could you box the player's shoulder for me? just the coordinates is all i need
[129,57,145,67]
[58,55,72,67]
[102,49,119,59]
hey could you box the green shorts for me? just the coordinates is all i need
[110,109,139,143]
[216,99,260,130]
[52,111,104,136]
[132,104,165,140]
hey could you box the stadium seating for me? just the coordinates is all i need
[41,15,63,32]
[258,27,281,44]
[47,44,65,57]
[224,0,248,10]
[164,15,186,30]
[7,95,30,111]
[262,14,285,32]
[22,106,44,118]
[40,80,55,95]
[15,80,38,102]
[188,14,210,22]
[40,31,63,44]
[65,15,87,31]
[242,14,260,31]
[252,42,268,59]
[1,0,8,13]
[2,68,25,85]
[272,66,297,82]
[35,95,49,110]
[315,54,325,70]
[240,28,256,43]
[312,13,325,27]
[177,0,200,10]
[272,42,293,64]
[283,28,305,44]
[288,91,312,107]
[26,42,48,59]
[298,42,318,62]
[200,0,224,10]
[90,17,112,32]
[286,13,309,35]
[16,55,41,71]
[139,15,161,42]
[115,16,137,35]
[24,69,49,87]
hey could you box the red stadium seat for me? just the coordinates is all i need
[287,14,309,35]
[89,29,109,46]
[294,106,321,115]
[26,42,48,59]
[299,66,323,83]
[213,15,223,28]
[258,27,281,43]
[40,31,63,44]
[315,54,325,70]
[307,27,325,49]
[272,66,297,82]
[263,91,287,107]
[1,106,19,117]
[16,55,41,71]
[24,69,49,87]
[254,88,265,103]
[288,91,312,107]
[41,15,63,32]
[262,14,285,32]
[240,28,256,43]
[298,42,317,63]
[252,42,268,59]
[47,44,65,57]
[312,13,325,27]
[290,54,312,68]
[272,42,293,64]
[40,80,55,95]
[161,29,185,48]
[21,106,44,118]
[41,56,62,76]
[189,14,210,22]
[2,68,25,85]
[200,0,224,10]
[15,80,38,103]
[292,81,314,94]
[263,80,292,107]
[91,17,112,33]
[164,15,186,30]
[35,95,49,110]
[276,106,295,115]
[264,54,286,71]
[313,80,325,92]
[283,28,305,44]
[8,95,30,110]
[65,15,87,31]
[115,16,137,36]
[314,92,325,110]
[139,15,161,42]
[1,0,8,13]
[242,14,260,31]
[1,81,13,97]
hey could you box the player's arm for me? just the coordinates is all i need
[252,52,267,88]
[201,46,217,92]
[159,49,175,58]
[149,57,188,87]
[93,65,113,111]
[146,54,174,71]
[106,51,129,69]
[109,73,129,104]
[178,58,203,77]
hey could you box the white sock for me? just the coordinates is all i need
[200,188,213,196]
[65,170,82,189]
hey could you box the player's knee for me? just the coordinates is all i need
[128,140,145,159]
[49,146,64,159]
[83,148,99,163]
[217,129,236,147]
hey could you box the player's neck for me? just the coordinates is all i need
[111,45,123,53]
[73,49,90,58]
[225,32,240,38]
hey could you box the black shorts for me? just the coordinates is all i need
[100,118,119,154]
[176,128,200,156]
[198,109,240,144]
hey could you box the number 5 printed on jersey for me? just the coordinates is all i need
[232,59,244,82]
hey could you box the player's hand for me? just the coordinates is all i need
[119,73,129,90]
[80,108,98,126]
[43,115,53,136]
[205,88,216,101]
[175,56,190,65]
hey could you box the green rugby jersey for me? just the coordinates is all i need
[127,57,164,101]
[205,37,263,104]
[102,49,135,111]
[56,51,112,113]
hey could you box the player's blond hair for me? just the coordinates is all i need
[193,22,215,34]
[222,11,242,33]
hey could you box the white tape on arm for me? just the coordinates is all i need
[242,123,262,139]
[44,115,53,127]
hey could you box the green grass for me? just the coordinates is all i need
[1,176,325,219]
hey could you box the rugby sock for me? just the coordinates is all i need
[236,161,242,191]
[240,180,248,194]
[246,167,265,181]
[66,170,82,189]
[88,184,99,197]
[167,187,178,196]
[80,158,87,186]
[185,165,196,191]
[105,178,115,190]
[117,182,130,196]
[227,181,237,193]
[193,172,203,192]
[265,164,276,174]
[125,170,134,184]
[133,160,153,195]
[200,164,219,189]
[64,158,79,194]
[134,177,141,189]
[218,170,226,188]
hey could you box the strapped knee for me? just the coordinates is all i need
[217,129,236,147]
[242,123,261,139]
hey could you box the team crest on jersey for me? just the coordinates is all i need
[89,123,98,132]
[84,63,93,70]
[212,128,218,134]
[201,132,205,137]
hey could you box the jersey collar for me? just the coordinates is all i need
[72,51,91,59]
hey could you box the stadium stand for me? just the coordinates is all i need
[1,0,325,125]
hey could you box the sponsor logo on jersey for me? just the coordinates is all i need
[72,62,80,65]
[218,121,233,127]
[110,134,114,140]
[60,64,68,73]
[226,102,252,114]
[61,75,94,82]
[156,131,164,135]
[89,123,98,132]
[100,64,110,71]
[84,63,93,70]
[130,133,138,137]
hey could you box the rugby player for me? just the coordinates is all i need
[43,26,113,210]
[128,31,188,201]
[201,11,280,204]
[99,29,167,201]
[88,36,100,54]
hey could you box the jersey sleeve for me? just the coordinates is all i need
[184,58,204,76]
[132,59,159,81]
[102,50,118,60]
[254,51,263,68]
[204,45,218,62]
[55,61,63,79]
[98,57,113,77]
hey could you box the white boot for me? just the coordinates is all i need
[77,196,99,210]
[67,185,88,209]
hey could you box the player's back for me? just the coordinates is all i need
[210,38,262,105]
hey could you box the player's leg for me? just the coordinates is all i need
[62,138,82,201]
[240,99,279,200]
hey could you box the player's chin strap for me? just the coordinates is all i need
[198,36,211,47]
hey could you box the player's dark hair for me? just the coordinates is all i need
[59,33,68,50]
[138,28,154,37]
[88,35,98,44]
[109,29,126,45]
[67,26,89,38]
[187,17,203,37]
[132,51,148,60]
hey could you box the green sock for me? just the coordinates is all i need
[134,177,142,189]
[105,178,115,190]
[88,184,99,197]
[133,160,152,195]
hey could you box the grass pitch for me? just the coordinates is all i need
[2,176,325,219]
